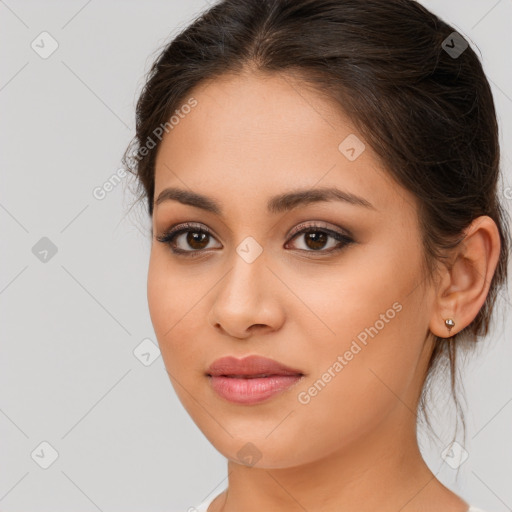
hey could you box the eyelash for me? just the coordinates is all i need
[155,221,354,258]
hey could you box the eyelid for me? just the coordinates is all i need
[286,220,353,240]
[157,221,214,238]
[158,220,350,241]
[156,220,354,255]
[155,222,218,245]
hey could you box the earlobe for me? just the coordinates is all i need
[429,215,501,339]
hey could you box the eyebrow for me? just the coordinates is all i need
[154,186,375,215]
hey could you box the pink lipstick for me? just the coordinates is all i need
[206,355,304,404]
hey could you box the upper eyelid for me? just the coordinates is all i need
[287,221,350,238]
[163,220,347,238]
[160,221,350,247]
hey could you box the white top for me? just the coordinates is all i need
[191,490,489,512]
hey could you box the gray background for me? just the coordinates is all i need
[1,1,511,511]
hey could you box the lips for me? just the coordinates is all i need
[206,355,304,378]
[206,355,305,404]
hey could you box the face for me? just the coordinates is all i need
[148,71,436,468]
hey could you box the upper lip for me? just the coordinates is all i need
[207,355,304,377]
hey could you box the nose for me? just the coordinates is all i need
[207,249,285,340]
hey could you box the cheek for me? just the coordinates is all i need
[291,240,426,409]
[147,248,191,333]
[147,251,170,337]
[147,249,207,376]
[252,263,426,466]
[147,251,182,358]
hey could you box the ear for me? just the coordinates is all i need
[429,215,501,338]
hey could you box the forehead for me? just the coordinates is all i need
[153,71,413,218]
[158,71,351,158]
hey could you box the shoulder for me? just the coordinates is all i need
[187,489,225,512]
[179,499,490,512]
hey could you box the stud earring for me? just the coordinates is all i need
[444,318,455,334]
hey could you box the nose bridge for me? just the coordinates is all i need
[209,236,282,336]
[219,236,268,306]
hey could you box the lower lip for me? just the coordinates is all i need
[208,375,303,404]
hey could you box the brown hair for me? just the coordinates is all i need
[122,0,510,443]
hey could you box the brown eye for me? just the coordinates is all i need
[156,223,221,255]
[183,231,210,250]
[286,223,354,253]
[301,231,329,250]
[156,221,354,257]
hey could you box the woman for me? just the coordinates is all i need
[123,1,510,511]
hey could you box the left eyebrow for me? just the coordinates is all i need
[154,186,376,216]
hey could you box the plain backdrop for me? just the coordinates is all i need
[1,1,511,511]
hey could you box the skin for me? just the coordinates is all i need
[147,70,501,512]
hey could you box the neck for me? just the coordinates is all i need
[213,407,468,512]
